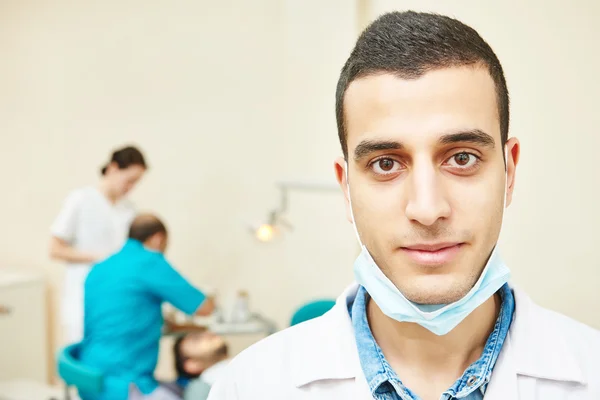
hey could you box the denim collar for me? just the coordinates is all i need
[286,284,585,391]
[351,284,515,399]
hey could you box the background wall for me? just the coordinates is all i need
[0,0,599,379]
[368,0,600,328]
[0,0,358,359]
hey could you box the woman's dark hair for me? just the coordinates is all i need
[101,145,147,175]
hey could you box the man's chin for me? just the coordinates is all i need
[395,277,475,305]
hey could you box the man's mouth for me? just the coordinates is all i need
[400,242,464,266]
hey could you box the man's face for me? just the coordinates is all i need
[335,66,519,305]
[182,332,227,363]
[106,164,145,197]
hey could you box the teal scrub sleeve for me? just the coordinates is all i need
[142,256,207,315]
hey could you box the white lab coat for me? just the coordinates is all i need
[51,186,135,343]
[208,284,600,399]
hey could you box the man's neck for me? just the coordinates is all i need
[98,181,119,204]
[368,293,501,399]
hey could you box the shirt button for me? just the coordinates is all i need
[467,376,477,387]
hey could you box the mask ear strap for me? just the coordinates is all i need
[496,143,509,246]
[503,144,508,210]
[345,161,365,248]
[344,161,351,198]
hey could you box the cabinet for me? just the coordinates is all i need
[0,270,48,384]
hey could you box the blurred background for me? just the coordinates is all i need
[0,0,599,397]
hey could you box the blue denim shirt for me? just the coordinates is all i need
[351,284,515,400]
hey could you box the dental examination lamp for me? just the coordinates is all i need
[253,180,340,242]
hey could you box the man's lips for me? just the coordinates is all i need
[400,242,464,265]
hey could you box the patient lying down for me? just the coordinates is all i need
[174,332,230,399]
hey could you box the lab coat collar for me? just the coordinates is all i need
[480,329,519,400]
[291,284,362,388]
[291,283,587,389]
[509,287,586,384]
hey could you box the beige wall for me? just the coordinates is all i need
[0,0,358,362]
[368,0,600,328]
[1,0,599,378]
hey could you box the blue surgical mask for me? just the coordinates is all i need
[346,146,510,336]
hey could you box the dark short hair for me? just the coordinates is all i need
[173,334,229,379]
[128,214,167,243]
[173,335,193,379]
[101,145,147,175]
[335,11,509,159]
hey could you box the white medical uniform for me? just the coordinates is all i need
[208,284,600,399]
[183,359,230,400]
[51,186,136,343]
[201,359,230,386]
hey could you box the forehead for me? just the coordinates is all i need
[121,165,145,177]
[181,333,202,350]
[343,66,500,151]
[184,332,214,344]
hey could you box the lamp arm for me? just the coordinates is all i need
[273,180,339,215]
[257,180,339,237]
[278,187,289,215]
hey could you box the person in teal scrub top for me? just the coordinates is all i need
[79,213,215,400]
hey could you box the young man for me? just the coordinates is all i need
[79,214,215,400]
[173,332,230,400]
[208,11,600,400]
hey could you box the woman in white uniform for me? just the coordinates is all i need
[50,145,147,343]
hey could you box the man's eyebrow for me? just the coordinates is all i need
[352,129,495,161]
[353,140,403,161]
[438,129,496,148]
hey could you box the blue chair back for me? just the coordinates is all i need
[290,299,336,326]
[57,343,104,395]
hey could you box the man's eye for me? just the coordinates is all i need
[447,152,479,168]
[371,158,402,174]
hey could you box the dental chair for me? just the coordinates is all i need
[56,343,103,400]
[290,299,336,326]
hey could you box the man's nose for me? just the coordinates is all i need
[404,163,451,226]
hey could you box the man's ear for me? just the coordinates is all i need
[505,137,520,207]
[158,231,168,248]
[146,232,162,249]
[334,157,353,223]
